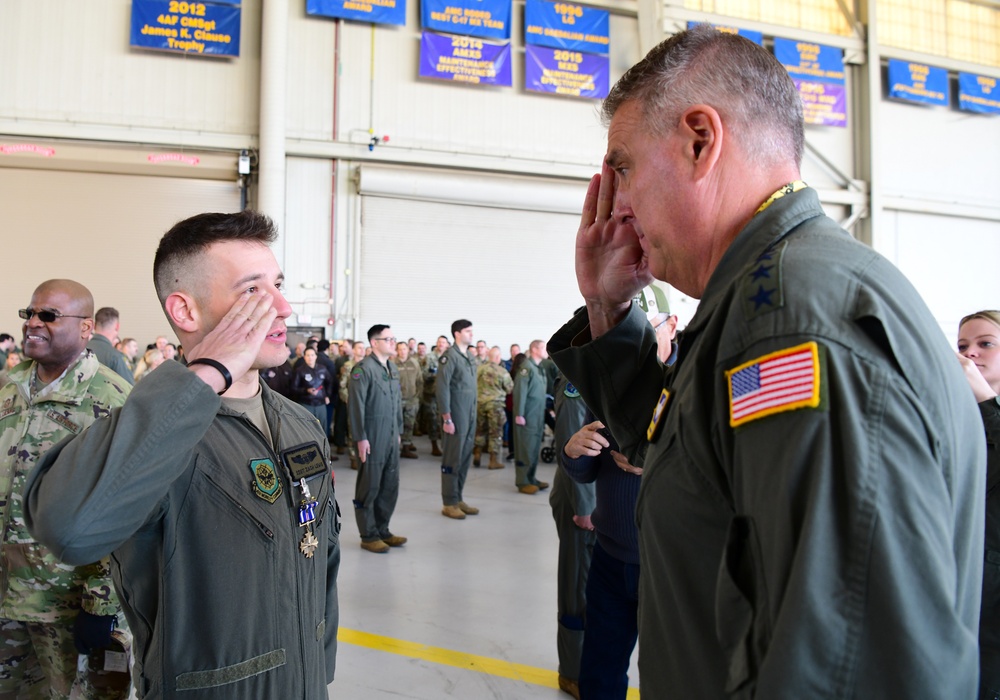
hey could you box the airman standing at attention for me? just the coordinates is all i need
[339,340,366,470]
[395,341,423,459]
[475,346,512,469]
[420,336,448,457]
[513,340,550,494]
[437,320,478,519]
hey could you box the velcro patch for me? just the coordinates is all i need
[249,458,282,504]
[351,369,363,380]
[282,442,327,481]
[646,389,671,442]
[45,410,81,434]
[726,342,821,428]
[563,383,580,398]
[441,466,454,474]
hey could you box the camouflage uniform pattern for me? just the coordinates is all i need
[340,359,359,467]
[419,353,441,442]
[396,356,423,449]
[475,362,512,455]
[0,352,131,698]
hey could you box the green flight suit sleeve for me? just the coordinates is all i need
[715,335,984,697]
[548,304,662,464]
[23,360,222,566]
[109,352,135,386]
[347,363,370,443]
[436,352,455,416]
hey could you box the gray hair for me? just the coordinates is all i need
[602,25,804,168]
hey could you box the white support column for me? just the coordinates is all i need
[258,0,289,231]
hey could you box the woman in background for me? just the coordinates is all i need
[957,310,1000,700]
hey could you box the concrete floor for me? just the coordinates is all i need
[330,433,641,699]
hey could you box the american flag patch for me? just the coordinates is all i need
[726,342,821,427]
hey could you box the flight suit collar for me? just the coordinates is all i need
[685,187,826,337]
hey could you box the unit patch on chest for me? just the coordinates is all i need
[249,458,283,504]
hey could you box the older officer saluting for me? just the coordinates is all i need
[549,25,984,700]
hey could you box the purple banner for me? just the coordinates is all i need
[419,31,512,87]
[524,44,608,99]
[795,79,846,127]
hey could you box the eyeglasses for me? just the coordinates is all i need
[652,316,674,331]
[374,336,396,344]
[19,309,90,323]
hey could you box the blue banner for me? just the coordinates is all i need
[524,44,607,99]
[130,0,241,56]
[419,31,512,86]
[525,0,609,55]
[793,79,847,127]
[421,0,511,40]
[959,72,1000,115]
[307,0,406,26]
[888,59,949,107]
[773,37,844,84]
[687,21,762,45]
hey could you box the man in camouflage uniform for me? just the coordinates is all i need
[0,279,131,698]
[419,336,448,457]
[395,341,422,459]
[475,347,512,469]
[339,341,366,470]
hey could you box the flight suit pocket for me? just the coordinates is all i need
[716,514,770,695]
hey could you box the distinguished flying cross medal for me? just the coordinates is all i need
[282,442,328,559]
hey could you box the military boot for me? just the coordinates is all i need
[431,440,443,457]
[487,452,504,469]
[473,446,482,467]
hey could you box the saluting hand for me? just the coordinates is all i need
[187,291,277,394]
[576,162,652,337]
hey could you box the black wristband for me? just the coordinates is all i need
[187,358,233,395]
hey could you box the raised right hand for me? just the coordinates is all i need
[186,292,276,393]
[576,162,652,336]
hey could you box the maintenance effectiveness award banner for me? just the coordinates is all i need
[525,0,609,55]
[773,37,846,127]
[958,72,1000,115]
[525,44,608,99]
[421,0,511,40]
[419,31,512,86]
[888,59,949,107]
[307,0,406,26]
[130,0,241,56]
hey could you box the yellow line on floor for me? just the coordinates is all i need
[339,627,639,698]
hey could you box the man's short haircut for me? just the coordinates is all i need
[602,24,804,169]
[94,307,120,329]
[368,324,390,343]
[0,334,13,343]
[529,339,545,352]
[306,339,319,350]
[451,319,472,337]
[417,342,426,348]
[153,211,278,305]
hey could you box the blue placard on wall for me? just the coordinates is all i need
[307,0,406,26]
[773,37,845,84]
[130,0,241,56]
[888,58,949,106]
[524,44,608,99]
[421,0,511,40]
[958,72,1000,115]
[687,21,762,45]
[525,0,609,55]
[419,31,512,86]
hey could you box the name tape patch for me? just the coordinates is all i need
[282,442,327,482]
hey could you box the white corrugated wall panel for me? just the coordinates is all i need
[0,0,260,137]
[283,156,335,324]
[287,2,336,141]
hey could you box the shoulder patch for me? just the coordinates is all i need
[742,240,787,320]
[351,369,363,380]
[726,341,822,428]
[519,368,528,376]
[563,383,580,398]
[439,356,448,365]
[647,389,671,442]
